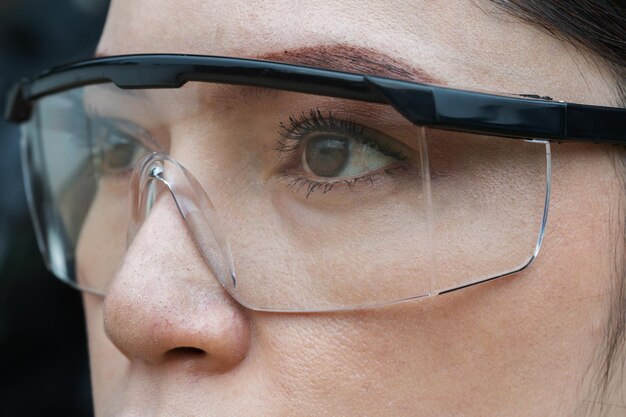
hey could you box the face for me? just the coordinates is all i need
[82,1,623,416]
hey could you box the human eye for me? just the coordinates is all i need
[275,108,412,197]
[90,117,154,179]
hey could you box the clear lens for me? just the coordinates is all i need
[21,82,550,311]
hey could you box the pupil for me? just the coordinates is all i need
[305,135,350,177]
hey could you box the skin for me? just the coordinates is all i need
[81,0,625,416]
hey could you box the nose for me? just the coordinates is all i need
[102,164,250,374]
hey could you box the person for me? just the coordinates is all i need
[5,0,625,416]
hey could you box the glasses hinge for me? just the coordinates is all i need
[5,80,33,124]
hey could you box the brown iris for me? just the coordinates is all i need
[305,135,351,177]
[102,140,138,172]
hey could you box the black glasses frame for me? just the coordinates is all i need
[5,53,625,143]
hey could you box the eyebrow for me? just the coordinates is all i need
[95,44,442,84]
[93,44,444,105]
[255,43,443,85]
[221,44,444,104]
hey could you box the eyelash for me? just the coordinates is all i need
[276,108,362,150]
[278,166,408,198]
[275,108,409,197]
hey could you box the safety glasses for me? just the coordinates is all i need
[5,54,626,312]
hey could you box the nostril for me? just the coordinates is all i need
[166,346,206,359]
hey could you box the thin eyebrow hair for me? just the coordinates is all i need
[227,43,445,103]
[95,43,442,84]
[94,44,445,105]
[256,43,443,84]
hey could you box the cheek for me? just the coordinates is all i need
[250,299,514,415]
[75,184,129,291]
[544,143,617,303]
[83,293,130,414]
[251,312,425,414]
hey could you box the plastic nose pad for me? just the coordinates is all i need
[127,152,237,290]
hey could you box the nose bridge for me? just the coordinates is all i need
[102,153,250,371]
[128,152,236,292]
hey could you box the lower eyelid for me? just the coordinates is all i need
[277,162,411,198]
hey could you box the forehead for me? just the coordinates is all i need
[98,0,614,105]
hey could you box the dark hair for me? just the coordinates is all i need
[487,1,626,104]
[486,1,626,415]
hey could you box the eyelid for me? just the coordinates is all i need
[276,108,411,163]
[92,115,161,152]
[279,109,363,141]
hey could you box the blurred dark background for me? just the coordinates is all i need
[1,1,110,415]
